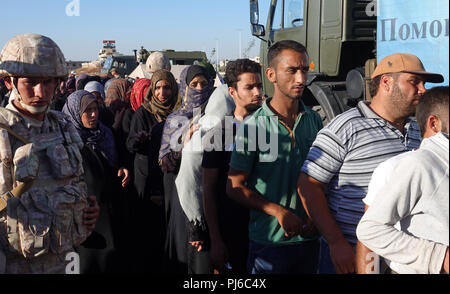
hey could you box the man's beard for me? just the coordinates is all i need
[390,83,417,117]
[236,92,261,113]
[279,85,302,100]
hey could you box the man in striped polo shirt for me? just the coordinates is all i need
[297,53,444,274]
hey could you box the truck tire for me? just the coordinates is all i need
[308,82,345,126]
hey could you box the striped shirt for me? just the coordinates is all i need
[301,101,421,244]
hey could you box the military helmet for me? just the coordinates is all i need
[146,51,171,73]
[0,33,68,78]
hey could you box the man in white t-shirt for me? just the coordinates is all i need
[356,86,449,274]
[360,150,419,273]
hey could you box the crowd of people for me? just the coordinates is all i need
[0,34,448,274]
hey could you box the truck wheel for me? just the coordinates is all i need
[311,105,329,126]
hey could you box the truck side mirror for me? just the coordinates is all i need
[251,24,265,37]
[250,0,260,25]
[250,0,265,36]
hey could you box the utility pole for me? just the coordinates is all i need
[238,29,242,59]
[133,49,138,65]
[216,39,219,72]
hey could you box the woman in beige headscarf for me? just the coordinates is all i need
[127,69,178,198]
[125,69,179,271]
[142,70,179,123]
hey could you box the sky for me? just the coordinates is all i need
[1,0,270,62]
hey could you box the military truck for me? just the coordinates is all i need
[153,50,207,65]
[250,0,449,124]
[101,50,207,77]
[101,55,137,77]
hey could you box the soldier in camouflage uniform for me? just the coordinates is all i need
[0,34,99,274]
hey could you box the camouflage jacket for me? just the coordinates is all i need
[0,104,89,259]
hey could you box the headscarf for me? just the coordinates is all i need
[130,78,151,112]
[80,93,97,115]
[65,77,76,94]
[105,78,133,113]
[175,84,235,228]
[158,65,213,161]
[62,90,119,169]
[185,65,210,87]
[75,74,90,90]
[84,81,105,100]
[142,70,178,122]
[104,77,116,93]
[196,61,216,83]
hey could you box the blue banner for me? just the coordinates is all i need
[377,0,449,87]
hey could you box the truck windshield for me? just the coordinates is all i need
[102,57,112,71]
[272,0,304,30]
[285,0,304,28]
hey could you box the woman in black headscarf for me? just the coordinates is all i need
[160,64,214,274]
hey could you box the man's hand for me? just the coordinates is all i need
[117,168,130,187]
[275,207,304,238]
[329,238,356,274]
[299,216,318,238]
[209,238,229,271]
[189,241,204,252]
[160,153,178,173]
[83,195,99,231]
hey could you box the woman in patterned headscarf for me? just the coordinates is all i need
[62,90,130,273]
[104,78,135,179]
[130,78,151,112]
[62,90,131,187]
[105,78,133,115]
[104,77,117,94]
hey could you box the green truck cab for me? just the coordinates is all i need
[250,0,449,124]
[101,55,137,77]
[251,0,377,124]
